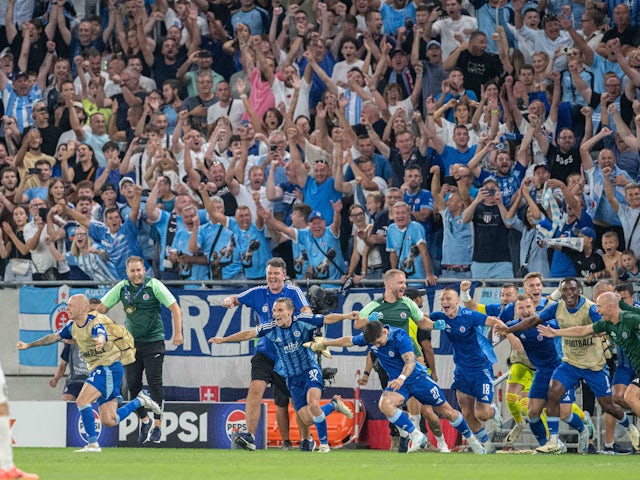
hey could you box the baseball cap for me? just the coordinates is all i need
[426,40,441,50]
[119,177,135,189]
[73,101,85,110]
[575,226,596,240]
[13,70,27,80]
[533,163,551,173]
[405,288,426,299]
[392,47,407,56]
[308,210,324,221]
[0,47,13,58]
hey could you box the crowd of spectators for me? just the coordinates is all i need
[0,0,640,287]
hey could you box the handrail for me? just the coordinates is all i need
[0,277,583,288]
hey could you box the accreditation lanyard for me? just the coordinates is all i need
[123,278,149,313]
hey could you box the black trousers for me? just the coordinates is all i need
[126,340,165,420]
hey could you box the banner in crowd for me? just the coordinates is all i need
[18,284,480,390]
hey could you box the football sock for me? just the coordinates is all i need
[519,397,529,418]
[473,427,489,443]
[321,402,335,416]
[116,398,143,424]
[0,415,14,470]
[506,392,523,423]
[313,412,328,445]
[389,408,415,434]
[78,404,98,444]
[564,412,585,432]
[547,416,560,440]
[529,417,547,446]
[618,413,630,428]
[450,412,472,438]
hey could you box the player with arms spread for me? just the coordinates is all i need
[210,297,357,453]
[17,294,161,453]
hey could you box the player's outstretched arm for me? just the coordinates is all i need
[208,329,257,344]
[495,315,541,335]
[17,333,62,349]
[320,336,355,348]
[323,311,359,324]
[538,324,594,338]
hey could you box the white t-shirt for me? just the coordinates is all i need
[331,59,371,86]
[23,221,57,273]
[272,77,311,120]
[207,99,245,131]
[388,97,414,119]
[432,15,477,60]
[233,184,272,225]
[348,177,388,207]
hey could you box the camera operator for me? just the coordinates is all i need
[461,177,513,279]
[258,200,345,286]
[204,185,271,281]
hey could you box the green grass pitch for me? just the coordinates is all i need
[15,448,638,480]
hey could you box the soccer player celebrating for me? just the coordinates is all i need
[318,320,486,454]
[538,291,640,452]
[209,298,357,453]
[430,287,507,453]
[461,279,533,444]
[356,270,449,453]
[97,256,183,445]
[220,257,312,451]
[502,294,576,451]
[17,294,162,453]
[498,278,640,454]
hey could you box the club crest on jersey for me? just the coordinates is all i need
[294,331,300,337]
[262,305,268,313]
[459,326,466,333]
[143,293,149,301]
[400,312,407,318]
[622,332,628,339]
[388,351,395,357]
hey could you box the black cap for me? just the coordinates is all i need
[533,163,551,173]
[405,288,426,299]
[13,70,27,80]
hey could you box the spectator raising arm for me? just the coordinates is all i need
[601,166,620,213]
[425,96,445,155]
[579,126,612,171]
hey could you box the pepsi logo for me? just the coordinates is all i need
[225,409,247,440]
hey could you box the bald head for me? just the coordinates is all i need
[67,294,90,321]
[597,292,618,307]
[595,291,621,321]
